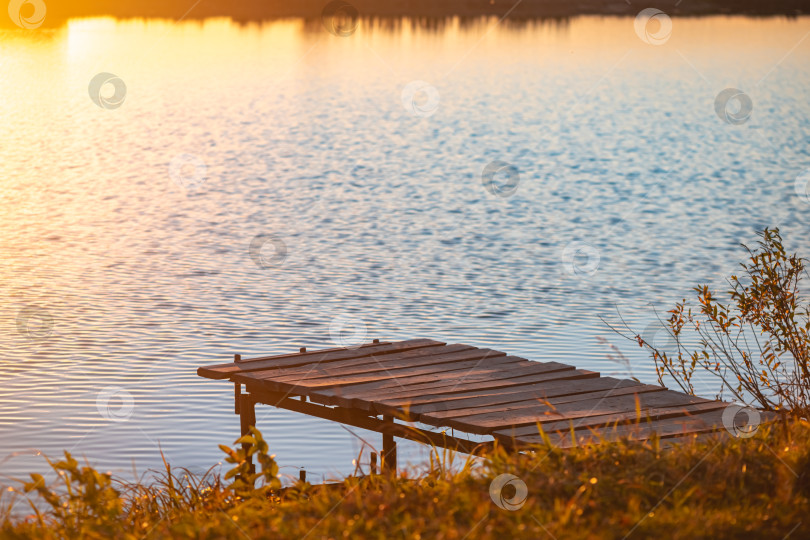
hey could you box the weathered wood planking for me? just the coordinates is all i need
[527,409,738,448]
[238,355,572,395]
[416,383,666,421]
[431,390,718,435]
[494,406,780,447]
[250,348,515,387]
[198,339,770,448]
[493,400,732,439]
[259,343,477,380]
[197,339,441,379]
[369,377,642,418]
[282,366,595,411]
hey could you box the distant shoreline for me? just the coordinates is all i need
[4,0,809,28]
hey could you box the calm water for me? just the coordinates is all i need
[1,15,809,488]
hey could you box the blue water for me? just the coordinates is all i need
[0,15,809,491]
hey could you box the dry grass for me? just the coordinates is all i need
[3,420,810,539]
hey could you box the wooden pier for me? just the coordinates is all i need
[197,339,772,470]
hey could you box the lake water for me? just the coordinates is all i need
[1,15,809,488]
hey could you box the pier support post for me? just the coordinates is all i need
[382,415,397,472]
[239,393,256,474]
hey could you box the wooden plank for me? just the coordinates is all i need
[202,341,395,378]
[382,415,397,471]
[239,393,257,474]
[374,377,641,417]
[235,341,391,363]
[252,343,475,378]
[417,384,666,422]
[516,427,728,449]
[256,354,525,391]
[238,354,546,395]
[316,360,576,397]
[464,390,708,426]
[237,341,392,364]
[408,379,644,415]
[538,409,781,447]
[524,408,732,447]
[304,360,576,401]
[435,390,714,435]
[267,348,512,385]
[200,339,441,379]
[430,384,665,419]
[541,384,664,405]
[659,432,726,447]
[197,339,444,379]
[253,343,477,380]
[280,355,527,388]
[312,368,599,410]
[492,400,730,441]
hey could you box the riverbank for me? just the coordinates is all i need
[4,421,809,539]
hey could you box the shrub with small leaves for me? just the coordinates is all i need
[611,227,810,414]
[219,426,281,499]
[21,451,122,536]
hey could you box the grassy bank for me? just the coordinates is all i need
[3,421,810,539]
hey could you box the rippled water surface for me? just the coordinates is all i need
[1,15,810,485]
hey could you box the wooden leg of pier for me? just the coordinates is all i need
[239,393,256,474]
[382,415,397,473]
